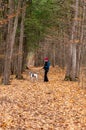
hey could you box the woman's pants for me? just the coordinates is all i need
[44,70,48,82]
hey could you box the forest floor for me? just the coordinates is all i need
[0,66,86,130]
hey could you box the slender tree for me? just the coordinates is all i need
[17,1,26,79]
[65,0,80,81]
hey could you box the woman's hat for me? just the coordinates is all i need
[44,57,48,61]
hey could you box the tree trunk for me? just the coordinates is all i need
[52,42,56,67]
[3,0,14,84]
[3,0,21,84]
[71,43,77,80]
[79,2,86,84]
[65,0,79,81]
[17,2,26,79]
[65,43,72,79]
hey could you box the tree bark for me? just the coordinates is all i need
[3,0,14,84]
[17,2,26,79]
[65,0,79,81]
[3,0,21,84]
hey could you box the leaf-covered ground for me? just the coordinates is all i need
[0,66,86,130]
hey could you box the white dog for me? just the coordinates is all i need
[29,72,38,81]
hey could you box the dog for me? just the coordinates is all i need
[29,72,38,81]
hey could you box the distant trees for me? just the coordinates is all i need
[33,0,86,81]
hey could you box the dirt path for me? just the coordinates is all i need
[0,67,86,130]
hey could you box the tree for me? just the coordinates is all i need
[17,1,26,79]
[3,0,21,84]
[65,0,85,81]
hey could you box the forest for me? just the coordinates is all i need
[0,0,86,129]
[0,0,86,84]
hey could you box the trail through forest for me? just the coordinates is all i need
[0,66,86,130]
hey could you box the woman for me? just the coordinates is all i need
[43,57,50,82]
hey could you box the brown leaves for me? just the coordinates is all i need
[0,66,86,129]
